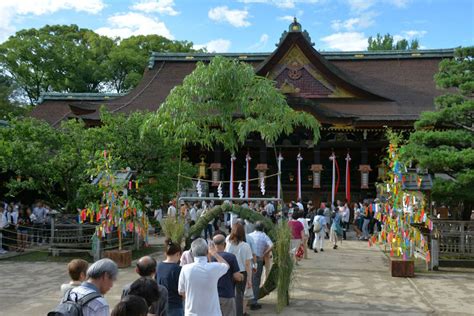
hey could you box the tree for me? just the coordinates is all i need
[0,118,95,210]
[368,33,420,51]
[88,110,195,205]
[105,35,200,93]
[0,75,29,119]
[403,47,474,220]
[0,111,196,211]
[146,56,320,154]
[0,25,114,104]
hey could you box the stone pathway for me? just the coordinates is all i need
[252,239,474,316]
[0,236,473,315]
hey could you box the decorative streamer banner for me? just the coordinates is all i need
[245,153,251,199]
[297,153,303,200]
[277,153,283,200]
[345,153,351,203]
[229,154,236,198]
[330,153,336,204]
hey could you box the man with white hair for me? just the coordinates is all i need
[68,258,118,316]
[178,238,229,316]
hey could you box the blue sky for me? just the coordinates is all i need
[0,0,472,52]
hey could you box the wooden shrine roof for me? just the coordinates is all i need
[31,22,454,128]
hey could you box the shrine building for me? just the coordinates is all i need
[31,20,454,204]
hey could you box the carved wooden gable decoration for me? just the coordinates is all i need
[256,19,387,101]
[269,45,352,98]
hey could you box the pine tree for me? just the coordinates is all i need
[403,47,474,220]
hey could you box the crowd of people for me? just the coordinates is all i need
[50,221,272,316]
[0,201,54,254]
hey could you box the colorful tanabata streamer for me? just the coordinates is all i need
[79,151,149,248]
[369,141,432,264]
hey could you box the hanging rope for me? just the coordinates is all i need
[179,172,281,184]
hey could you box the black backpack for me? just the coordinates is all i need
[48,288,102,316]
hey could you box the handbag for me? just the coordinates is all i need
[295,243,304,260]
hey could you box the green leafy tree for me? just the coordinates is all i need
[86,110,195,206]
[403,47,474,220]
[368,33,420,51]
[105,35,200,93]
[0,118,95,210]
[146,56,320,154]
[0,75,29,119]
[0,25,114,104]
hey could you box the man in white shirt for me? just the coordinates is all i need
[178,238,229,316]
[248,221,273,310]
[167,200,177,218]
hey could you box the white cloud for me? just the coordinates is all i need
[403,30,427,38]
[194,39,232,53]
[131,0,179,16]
[331,11,377,31]
[96,12,173,39]
[346,0,376,13]
[208,6,251,27]
[321,32,368,51]
[249,33,269,50]
[0,0,105,42]
[393,30,427,42]
[278,15,295,22]
[387,0,410,8]
[239,0,319,9]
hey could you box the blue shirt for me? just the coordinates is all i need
[211,251,240,298]
[157,262,183,309]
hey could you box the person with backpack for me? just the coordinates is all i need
[312,209,327,253]
[49,258,118,316]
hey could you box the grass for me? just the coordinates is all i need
[161,216,186,244]
[274,220,293,313]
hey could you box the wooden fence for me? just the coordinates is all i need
[431,220,474,269]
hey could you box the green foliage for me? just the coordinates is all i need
[274,220,293,312]
[91,110,195,206]
[161,217,186,244]
[187,203,293,311]
[146,56,320,154]
[105,34,199,93]
[187,203,274,242]
[0,25,114,104]
[0,25,200,104]
[403,46,474,219]
[0,117,95,210]
[0,111,195,212]
[368,33,420,51]
[0,75,30,119]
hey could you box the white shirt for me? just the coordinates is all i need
[189,207,197,221]
[341,206,350,223]
[178,256,228,316]
[0,212,8,228]
[167,205,177,218]
[225,239,253,272]
[297,218,309,236]
[154,208,163,220]
[296,202,304,211]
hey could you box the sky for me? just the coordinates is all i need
[0,0,472,52]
